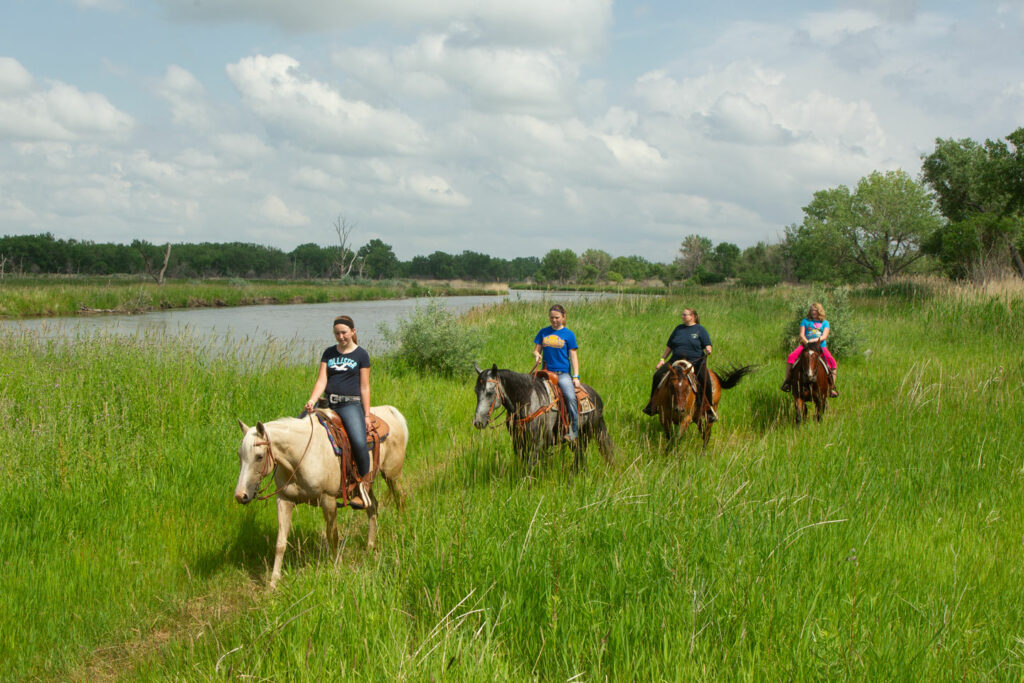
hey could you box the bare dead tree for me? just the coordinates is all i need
[334,215,361,279]
[136,242,172,285]
[0,253,8,279]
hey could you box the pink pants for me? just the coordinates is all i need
[787,345,836,370]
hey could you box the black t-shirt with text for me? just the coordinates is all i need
[320,345,371,396]
[666,323,712,362]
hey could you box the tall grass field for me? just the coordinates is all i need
[2,282,1022,680]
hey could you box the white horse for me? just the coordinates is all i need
[234,405,408,588]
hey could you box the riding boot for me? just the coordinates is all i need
[780,363,793,392]
[829,368,839,397]
[642,393,657,416]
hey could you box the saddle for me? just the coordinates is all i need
[314,408,389,507]
[521,370,595,437]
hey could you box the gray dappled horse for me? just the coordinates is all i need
[234,406,408,589]
[472,363,614,470]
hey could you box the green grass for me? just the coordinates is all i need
[2,284,1023,680]
[0,277,503,318]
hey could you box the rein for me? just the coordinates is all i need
[253,413,317,502]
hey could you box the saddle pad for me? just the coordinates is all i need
[536,372,595,415]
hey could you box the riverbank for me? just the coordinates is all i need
[0,276,507,318]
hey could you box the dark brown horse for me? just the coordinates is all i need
[653,360,755,452]
[788,340,829,423]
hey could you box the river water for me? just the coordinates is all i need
[1,290,618,361]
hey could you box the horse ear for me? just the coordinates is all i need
[238,419,250,434]
[473,362,482,374]
[256,421,267,437]
[491,363,498,373]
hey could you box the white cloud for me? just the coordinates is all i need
[226,54,428,155]
[0,58,33,94]
[0,60,133,141]
[257,194,310,226]
[154,65,209,128]
[404,173,470,207]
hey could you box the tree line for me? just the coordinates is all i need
[3,127,1021,286]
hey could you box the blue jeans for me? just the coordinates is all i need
[336,401,370,476]
[556,372,579,438]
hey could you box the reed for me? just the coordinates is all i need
[2,285,1022,680]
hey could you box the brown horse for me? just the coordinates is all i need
[788,340,829,423]
[653,360,755,452]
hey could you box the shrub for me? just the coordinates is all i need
[781,286,863,359]
[379,301,483,376]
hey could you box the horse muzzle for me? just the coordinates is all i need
[234,487,254,505]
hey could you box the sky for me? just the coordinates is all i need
[1,0,1023,261]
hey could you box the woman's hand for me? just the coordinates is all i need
[572,377,581,388]
[304,400,316,413]
[656,358,665,368]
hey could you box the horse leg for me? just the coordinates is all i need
[365,486,381,550]
[270,498,296,589]
[320,495,339,555]
[380,471,406,511]
[794,397,804,425]
[595,416,615,464]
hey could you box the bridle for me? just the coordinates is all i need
[667,361,698,412]
[480,376,510,429]
[251,413,317,502]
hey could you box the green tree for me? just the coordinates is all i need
[675,234,712,279]
[357,239,399,279]
[922,130,1024,279]
[578,249,612,281]
[540,249,577,283]
[710,242,741,278]
[794,170,940,284]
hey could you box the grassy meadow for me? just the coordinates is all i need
[2,281,1023,680]
[0,277,503,318]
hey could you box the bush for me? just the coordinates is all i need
[379,301,483,376]
[781,286,863,359]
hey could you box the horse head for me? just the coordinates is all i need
[667,360,696,414]
[800,341,823,384]
[472,363,502,429]
[234,419,273,504]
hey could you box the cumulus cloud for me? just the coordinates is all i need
[154,65,209,128]
[0,57,33,94]
[257,194,310,226]
[226,54,427,155]
[0,59,133,141]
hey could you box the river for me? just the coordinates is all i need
[1,290,619,361]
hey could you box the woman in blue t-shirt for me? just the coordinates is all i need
[305,315,373,508]
[642,308,717,422]
[532,304,580,440]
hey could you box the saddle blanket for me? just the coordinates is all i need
[536,371,596,415]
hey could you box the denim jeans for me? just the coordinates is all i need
[336,401,370,476]
[556,372,579,438]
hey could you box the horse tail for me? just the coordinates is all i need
[717,364,757,390]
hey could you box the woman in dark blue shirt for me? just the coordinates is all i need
[642,308,717,422]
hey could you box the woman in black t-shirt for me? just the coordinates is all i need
[641,308,717,422]
[305,315,373,508]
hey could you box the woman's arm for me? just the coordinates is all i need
[360,366,372,428]
[704,345,713,356]
[569,348,581,387]
[305,362,329,412]
[656,346,672,367]
[819,322,831,342]
[533,343,543,364]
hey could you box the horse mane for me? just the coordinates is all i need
[497,369,540,405]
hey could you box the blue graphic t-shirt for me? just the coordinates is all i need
[320,345,371,396]
[533,326,578,373]
[800,318,829,347]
